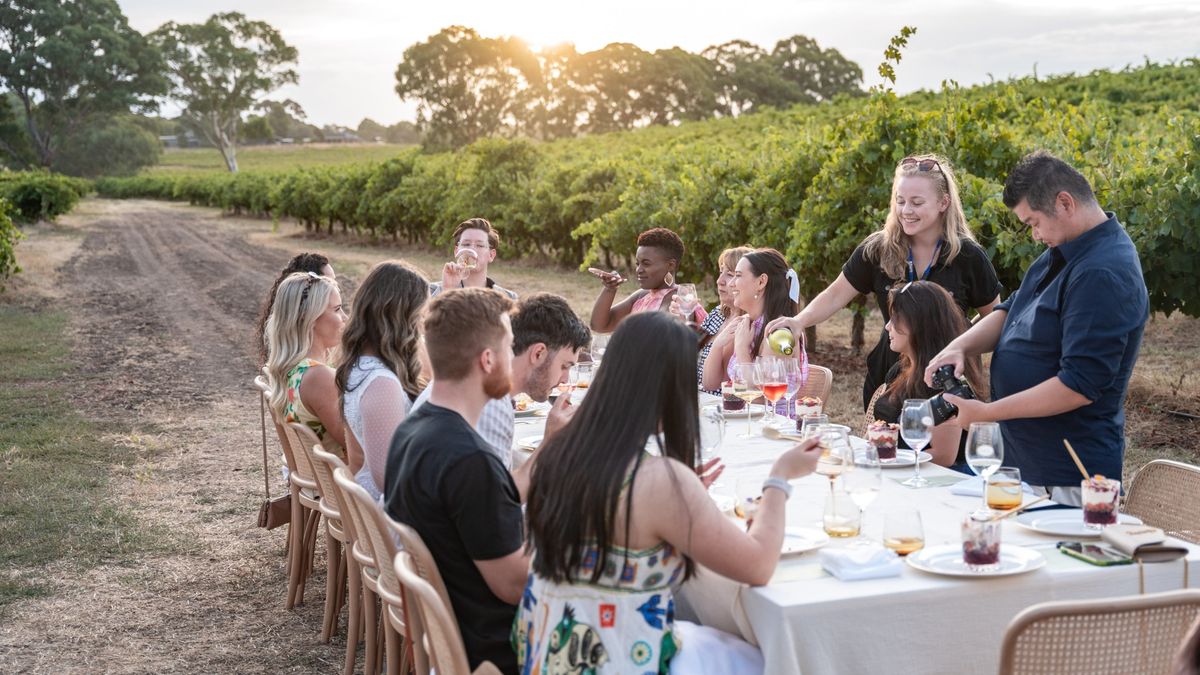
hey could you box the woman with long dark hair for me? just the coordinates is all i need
[701,248,807,393]
[518,312,821,674]
[871,281,986,467]
[335,261,428,500]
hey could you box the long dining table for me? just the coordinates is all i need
[511,392,1199,674]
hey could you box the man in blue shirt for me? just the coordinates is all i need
[926,151,1148,505]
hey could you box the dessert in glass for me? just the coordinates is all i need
[721,381,745,412]
[1082,475,1120,529]
[866,420,899,461]
[961,511,1001,571]
[792,396,823,430]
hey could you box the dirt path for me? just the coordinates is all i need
[1,200,347,673]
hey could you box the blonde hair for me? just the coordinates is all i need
[265,272,340,418]
[718,246,754,318]
[863,153,977,280]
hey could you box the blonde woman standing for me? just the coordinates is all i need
[265,271,348,456]
[768,154,1002,409]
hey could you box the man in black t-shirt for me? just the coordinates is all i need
[385,288,527,674]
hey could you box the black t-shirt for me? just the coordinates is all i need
[872,363,966,464]
[842,239,1002,324]
[385,403,524,674]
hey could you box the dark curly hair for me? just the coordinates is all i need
[636,227,685,264]
[255,252,331,365]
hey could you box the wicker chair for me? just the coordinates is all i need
[799,364,833,405]
[1124,460,1200,545]
[997,589,1200,675]
[862,383,887,432]
[334,467,411,675]
[329,466,384,675]
[254,375,319,609]
[394,551,503,675]
[278,421,328,609]
[388,518,459,673]
[308,444,361,655]
[1174,614,1200,674]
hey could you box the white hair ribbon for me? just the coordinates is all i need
[786,268,800,303]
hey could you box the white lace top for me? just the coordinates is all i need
[343,356,412,501]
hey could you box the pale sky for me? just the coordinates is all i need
[119,0,1200,128]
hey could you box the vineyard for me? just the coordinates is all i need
[78,59,1200,318]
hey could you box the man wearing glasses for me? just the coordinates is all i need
[431,217,518,300]
[925,151,1148,505]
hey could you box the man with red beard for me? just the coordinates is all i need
[385,288,526,674]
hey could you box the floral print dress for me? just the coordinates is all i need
[284,358,343,455]
[513,541,687,675]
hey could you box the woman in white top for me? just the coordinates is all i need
[335,261,429,500]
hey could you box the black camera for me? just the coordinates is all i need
[929,365,976,426]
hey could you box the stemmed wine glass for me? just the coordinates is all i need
[780,357,802,424]
[813,424,853,496]
[965,422,1005,508]
[755,357,788,426]
[590,333,609,367]
[899,399,934,488]
[674,283,699,323]
[699,406,731,510]
[453,247,479,282]
[731,363,762,439]
[842,442,882,544]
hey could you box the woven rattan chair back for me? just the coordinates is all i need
[863,383,887,431]
[335,468,404,612]
[799,364,833,406]
[1125,459,1200,545]
[388,517,457,627]
[394,551,502,675]
[998,589,1200,675]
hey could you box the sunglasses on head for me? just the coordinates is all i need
[900,156,943,173]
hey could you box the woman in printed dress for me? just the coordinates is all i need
[518,312,822,674]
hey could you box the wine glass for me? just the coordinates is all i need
[780,357,802,423]
[899,399,933,488]
[755,357,788,426]
[590,333,609,366]
[843,442,882,543]
[814,424,853,496]
[453,247,478,281]
[965,422,1004,478]
[731,363,761,439]
[674,283,699,322]
[698,405,725,464]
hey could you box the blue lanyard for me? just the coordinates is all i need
[907,240,942,282]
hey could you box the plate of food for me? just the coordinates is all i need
[1013,509,1142,538]
[906,544,1046,578]
[512,395,550,418]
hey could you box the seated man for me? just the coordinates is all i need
[412,292,591,499]
[385,288,526,673]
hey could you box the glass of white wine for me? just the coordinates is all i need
[883,507,925,556]
[454,247,479,281]
[814,425,853,495]
[731,363,762,439]
[899,399,933,488]
[674,283,699,322]
[842,443,882,543]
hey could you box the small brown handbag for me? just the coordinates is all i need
[256,391,291,529]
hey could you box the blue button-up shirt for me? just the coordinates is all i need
[990,214,1148,486]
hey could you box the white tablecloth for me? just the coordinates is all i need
[512,394,1199,674]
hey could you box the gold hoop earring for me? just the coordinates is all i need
[665,272,675,286]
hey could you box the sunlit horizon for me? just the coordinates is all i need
[117,0,1200,128]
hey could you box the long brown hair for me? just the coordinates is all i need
[334,261,428,406]
[526,312,699,584]
[883,281,984,402]
[742,248,800,357]
[862,153,977,280]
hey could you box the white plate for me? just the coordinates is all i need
[906,544,1046,577]
[517,435,543,452]
[720,404,767,420]
[1013,509,1142,538]
[513,405,548,419]
[878,449,933,468]
[782,527,830,555]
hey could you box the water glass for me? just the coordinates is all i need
[798,413,829,438]
[899,399,933,488]
[698,405,725,463]
[985,467,1023,511]
[965,422,1004,479]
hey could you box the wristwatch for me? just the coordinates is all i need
[762,477,793,500]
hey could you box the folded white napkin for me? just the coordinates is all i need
[819,544,904,581]
[949,475,1037,498]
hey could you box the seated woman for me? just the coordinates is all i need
[589,228,690,333]
[518,312,823,674]
[265,271,348,458]
[701,248,807,394]
[673,246,752,394]
[255,252,335,366]
[335,261,428,501]
[870,281,985,468]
